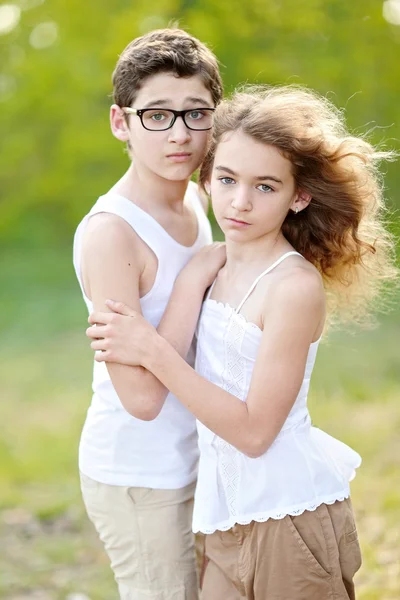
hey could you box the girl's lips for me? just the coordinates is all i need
[227,217,250,227]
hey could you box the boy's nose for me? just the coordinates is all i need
[168,117,192,144]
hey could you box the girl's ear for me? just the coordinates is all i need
[291,189,312,214]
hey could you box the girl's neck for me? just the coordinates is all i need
[224,233,292,280]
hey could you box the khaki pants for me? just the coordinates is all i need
[80,473,199,600]
[201,498,362,600]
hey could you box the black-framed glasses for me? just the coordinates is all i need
[122,107,215,131]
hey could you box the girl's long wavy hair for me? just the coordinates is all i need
[200,85,398,327]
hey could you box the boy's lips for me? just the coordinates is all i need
[166,152,192,162]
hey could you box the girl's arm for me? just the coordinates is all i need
[89,269,324,457]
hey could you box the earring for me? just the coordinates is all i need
[294,207,299,214]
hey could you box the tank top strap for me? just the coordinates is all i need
[235,251,303,313]
[205,278,217,301]
[90,193,167,257]
[187,180,206,217]
[186,181,213,245]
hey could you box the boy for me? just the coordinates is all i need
[72,28,223,599]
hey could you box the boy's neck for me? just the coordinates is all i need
[112,163,191,213]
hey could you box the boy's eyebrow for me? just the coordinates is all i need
[142,99,170,108]
[215,166,283,184]
[141,97,213,109]
[186,96,213,106]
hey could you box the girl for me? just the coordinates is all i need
[86,86,397,599]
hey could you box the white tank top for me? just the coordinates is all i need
[73,181,213,488]
[193,252,361,533]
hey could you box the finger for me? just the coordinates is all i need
[94,350,107,363]
[88,311,112,325]
[90,339,107,351]
[105,299,136,317]
[86,325,107,339]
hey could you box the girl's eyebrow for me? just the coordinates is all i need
[215,165,283,184]
[255,175,283,184]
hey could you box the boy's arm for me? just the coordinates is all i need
[82,214,208,421]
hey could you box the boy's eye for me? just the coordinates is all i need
[150,112,167,121]
[257,184,273,193]
[187,110,204,120]
[219,177,235,185]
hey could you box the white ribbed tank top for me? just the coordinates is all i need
[73,181,213,488]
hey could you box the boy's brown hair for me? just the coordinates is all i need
[112,28,223,108]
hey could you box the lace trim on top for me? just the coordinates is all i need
[194,490,351,534]
[214,314,248,517]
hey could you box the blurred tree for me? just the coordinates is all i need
[0,0,399,248]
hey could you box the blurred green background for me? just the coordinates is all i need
[0,1,399,599]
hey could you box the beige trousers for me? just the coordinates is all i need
[201,498,362,600]
[80,473,199,600]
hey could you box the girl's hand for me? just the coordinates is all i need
[179,242,226,289]
[86,300,158,366]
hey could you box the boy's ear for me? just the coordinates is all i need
[110,104,130,142]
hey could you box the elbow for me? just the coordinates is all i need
[132,407,161,421]
[241,436,271,459]
[122,396,162,421]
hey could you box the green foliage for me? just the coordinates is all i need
[0,0,399,248]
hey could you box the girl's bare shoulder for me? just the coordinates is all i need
[265,256,325,311]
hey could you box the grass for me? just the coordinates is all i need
[0,248,399,599]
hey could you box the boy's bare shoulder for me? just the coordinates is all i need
[82,212,142,258]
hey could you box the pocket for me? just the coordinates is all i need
[338,499,362,578]
[127,486,154,504]
[285,514,331,579]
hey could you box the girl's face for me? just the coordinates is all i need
[210,130,300,242]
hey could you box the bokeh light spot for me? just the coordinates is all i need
[0,4,21,35]
[29,20,58,49]
[383,0,400,25]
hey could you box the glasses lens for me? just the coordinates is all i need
[184,109,214,130]
[142,110,175,130]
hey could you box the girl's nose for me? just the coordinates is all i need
[231,188,252,211]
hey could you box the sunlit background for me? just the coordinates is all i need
[0,1,399,599]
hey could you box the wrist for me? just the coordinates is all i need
[144,332,167,373]
[176,268,208,295]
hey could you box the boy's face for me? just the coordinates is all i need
[111,72,214,182]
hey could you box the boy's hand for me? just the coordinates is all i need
[86,301,158,367]
[179,242,226,289]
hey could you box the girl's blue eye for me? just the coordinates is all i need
[219,177,235,185]
[257,184,273,193]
